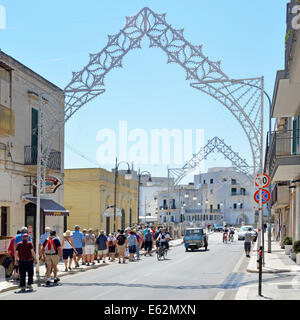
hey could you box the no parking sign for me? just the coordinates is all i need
[254,188,270,204]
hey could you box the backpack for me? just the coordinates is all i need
[117,235,125,246]
[44,238,57,254]
[153,230,161,240]
[107,239,114,247]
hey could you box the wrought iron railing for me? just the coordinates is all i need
[24,146,61,171]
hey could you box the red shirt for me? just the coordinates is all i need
[16,241,34,261]
[8,237,15,257]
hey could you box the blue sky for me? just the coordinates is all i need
[0,0,286,180]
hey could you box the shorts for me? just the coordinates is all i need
[108,245,115,253]
[117,245,126,255]
[75,248,83,255]
[63,248,74,260]
[97,249,108,256]
[85,245,95,255]
[244,242,251,252]
[129,245,136,254]
[45,254,59,267]
[144,241,152,252]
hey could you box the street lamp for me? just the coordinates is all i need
[113,157,132,233]
[137,169,152,224]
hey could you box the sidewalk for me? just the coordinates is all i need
[0,238,184,294]
[235,234,300,300]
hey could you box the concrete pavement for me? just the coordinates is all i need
[235,234,300,300]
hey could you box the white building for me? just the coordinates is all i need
[0,51,66,242]
[139,176,171,224]
[194,167,257,226]
[157,167,258,227]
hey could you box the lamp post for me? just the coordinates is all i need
[113,157,132,233]
[137,169,152,224]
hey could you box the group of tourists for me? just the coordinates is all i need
[6,223,171,292]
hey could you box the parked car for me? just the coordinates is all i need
[238,225,257,241]
[183,227,208,251]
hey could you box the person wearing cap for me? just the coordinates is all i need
[42,230,62,286]
[85,228,96,266]
[14,226,32,247]
[14,233,37,292]
[62,230,77,271]
[71,225,85,267]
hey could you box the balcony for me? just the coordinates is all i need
[24,146,61,171]
[269,129,300,181]
[0,104,14,136]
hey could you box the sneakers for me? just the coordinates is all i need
[75,262,80,268]
[119,261,121,264]
[46,280,51,286]
[54,278,60,284]
[27,284,33,291]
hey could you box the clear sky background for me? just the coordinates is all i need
[0,0,286,182]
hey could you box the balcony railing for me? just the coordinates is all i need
[24,146,61,171]
[269,129,300,176]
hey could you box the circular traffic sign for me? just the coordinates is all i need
[254,188,270,204]
[255,173,270,188]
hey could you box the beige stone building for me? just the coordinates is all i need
[64,168,138,235]
[0,51,66,241]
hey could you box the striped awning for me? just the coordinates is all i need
[25,196,69,216]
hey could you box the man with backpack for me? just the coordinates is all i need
[116,230,127,264]
[42,230,62,286]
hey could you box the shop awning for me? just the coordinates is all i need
[25,196,69,216]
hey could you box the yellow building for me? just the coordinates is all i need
[64,168,138,235]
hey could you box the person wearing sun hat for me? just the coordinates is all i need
[62,230,77,271]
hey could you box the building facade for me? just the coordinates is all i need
[266,0,300,244]
[158,167,257,227]
[64,168,138,235]
[0,51,66,242]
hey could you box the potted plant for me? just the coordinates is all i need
[283,236,293,255]
[293,240,300,265]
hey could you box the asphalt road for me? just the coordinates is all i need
[1,232,259,300]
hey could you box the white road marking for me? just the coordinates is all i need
[214,291,225,300]
[233,251,245,273]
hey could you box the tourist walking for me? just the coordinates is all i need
[41,230,62,286]
[8,230,21,280]
[127,231,137,262]
[144,229,153,256]
[14,233,38,292]
[82,228,87,264]
[85,228,96,265]
[62,230,77,271]
[96,230,108,263]
[107,233,116,261]
[244,227,253,258]
[71,225,85,267]
[116,230,127,264]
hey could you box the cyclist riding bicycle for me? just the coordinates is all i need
[223,225,229,243]
[228,225,235,242]
[157,228,170,250]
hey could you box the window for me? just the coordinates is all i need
[217,204,220,210]
[240,188,246,195]
[163,199,167,209]
[0,66,11,108]
[203,180,206,184]
[210,204,213,213]
[233,203,237,209]
[231,188,237,195]
[210,178,214,184]
[240,203,243,209]
[231,179,237,185]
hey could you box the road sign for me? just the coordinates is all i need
[254,188,270,204]
[255,173,270,188]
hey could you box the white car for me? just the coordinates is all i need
[238,225,257,241]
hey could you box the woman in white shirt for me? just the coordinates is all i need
[62,230,77,272]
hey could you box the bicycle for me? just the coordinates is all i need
[156,243,168,260]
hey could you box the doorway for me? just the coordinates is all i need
[25,203,44,248]
[1,206,8,236]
